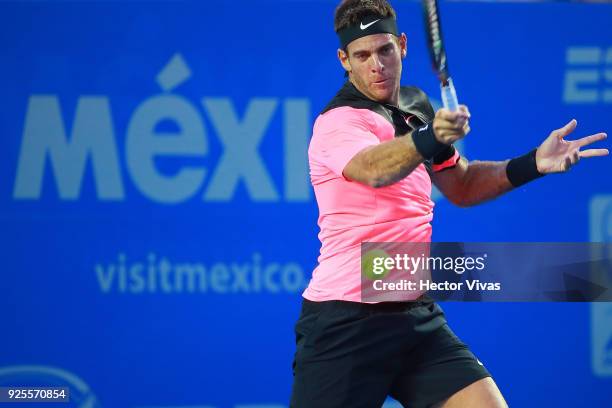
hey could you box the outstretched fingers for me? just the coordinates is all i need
[575,132,607,148]
[579,148,609,158]
[554,119,578,139]
[574,132,609,158]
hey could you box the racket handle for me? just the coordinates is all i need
[441,77,459,111]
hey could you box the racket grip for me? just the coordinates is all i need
[441,77,459,111]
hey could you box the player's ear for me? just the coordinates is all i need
[399,33,407,58]
[338,48,352,74]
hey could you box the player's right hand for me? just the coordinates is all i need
[433,105,471,145]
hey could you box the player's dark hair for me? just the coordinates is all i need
[334,0,397,33]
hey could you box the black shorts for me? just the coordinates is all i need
[290,297,490,408]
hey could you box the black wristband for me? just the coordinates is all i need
[506,148,544,187]
[412,123,448,160]
[433,145,456,165]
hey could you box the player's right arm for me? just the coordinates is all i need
[343,133,425,187]
[343,107,469,188]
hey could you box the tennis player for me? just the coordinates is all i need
[290,0,608,407]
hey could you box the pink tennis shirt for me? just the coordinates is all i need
[303,106,459,302]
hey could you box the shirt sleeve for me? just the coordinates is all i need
[311,108,380,178]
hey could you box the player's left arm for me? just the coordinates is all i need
[433,119,608,207]
[433,157,510,207]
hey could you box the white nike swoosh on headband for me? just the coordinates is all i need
[360,19,380,30]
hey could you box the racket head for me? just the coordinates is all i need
[422,0,450,84]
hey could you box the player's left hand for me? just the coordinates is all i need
[535,119,609,174]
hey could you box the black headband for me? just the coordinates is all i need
[337,15,398,49]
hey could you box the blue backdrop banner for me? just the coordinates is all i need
[1,1,611,407]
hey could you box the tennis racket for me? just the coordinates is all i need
[422,0,458,111]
